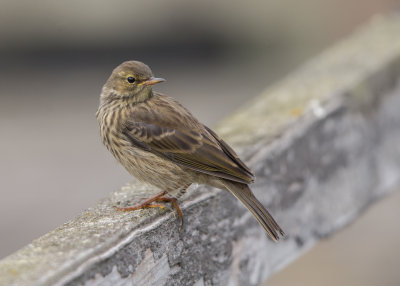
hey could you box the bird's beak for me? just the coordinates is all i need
[139,77,166,86]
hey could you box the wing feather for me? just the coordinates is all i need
[123,94,254,183]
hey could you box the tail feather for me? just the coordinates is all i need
[222,181,285,242]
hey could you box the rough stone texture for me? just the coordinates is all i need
[1,13,400,286]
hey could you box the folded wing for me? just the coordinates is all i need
[123,100,254,184]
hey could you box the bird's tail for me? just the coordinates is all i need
[222,181,285,242]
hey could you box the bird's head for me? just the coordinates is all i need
[101,61,165,103]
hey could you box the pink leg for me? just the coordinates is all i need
[115,190,168,211]
[115,190,184,230]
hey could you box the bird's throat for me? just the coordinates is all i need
[100,87,153,107]
[133,88,153,104]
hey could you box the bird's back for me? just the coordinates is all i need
[124,92,255,184]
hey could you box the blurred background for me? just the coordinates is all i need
[1,0,400,285]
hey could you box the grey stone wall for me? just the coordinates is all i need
[1,13,400,286]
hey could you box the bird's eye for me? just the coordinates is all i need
[127,77,135,83]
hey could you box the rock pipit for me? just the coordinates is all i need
[96,61,285,241]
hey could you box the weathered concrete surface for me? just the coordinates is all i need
[1,13,400,286]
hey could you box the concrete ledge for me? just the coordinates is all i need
[2,13,400,286]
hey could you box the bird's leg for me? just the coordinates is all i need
[115,188,187,230]
[151,196,183,230]
[115,190,168,212]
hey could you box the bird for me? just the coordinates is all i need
[96,60,285,241]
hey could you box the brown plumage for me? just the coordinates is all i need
[96,61,285,241]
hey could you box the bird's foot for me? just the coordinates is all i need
[114,190,184,230]
[152,196,183,231]
[115,203,167,212]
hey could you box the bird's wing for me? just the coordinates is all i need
[203,125,253,177]
[123,95,254,184]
